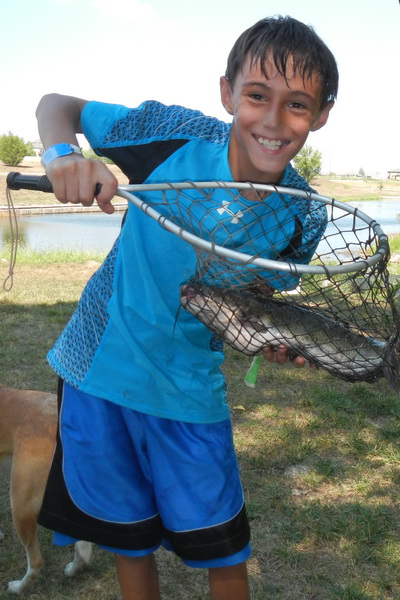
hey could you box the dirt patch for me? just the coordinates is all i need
[313,175,400,199]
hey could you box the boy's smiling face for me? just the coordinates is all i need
[220,55,333,184]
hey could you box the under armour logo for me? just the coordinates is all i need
[217,201,244,224]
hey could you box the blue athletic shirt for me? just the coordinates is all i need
[47,100,327,424]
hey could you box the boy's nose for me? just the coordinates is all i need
[262,103,284,130]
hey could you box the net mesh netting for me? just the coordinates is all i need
[124,182,400,390]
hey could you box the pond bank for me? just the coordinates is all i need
[0,202,128,216]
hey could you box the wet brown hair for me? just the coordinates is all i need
[225,15,339,109]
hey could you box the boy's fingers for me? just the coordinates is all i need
[262,346,275,363]
[274,344,289,365]
[95,183,117,214]
[291,355,308,368]
[46,156,118,213]
[262,344,289,364]
[262,344,316,370]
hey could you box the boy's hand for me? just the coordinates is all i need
[262,343,317,369]
[46,155,118,214]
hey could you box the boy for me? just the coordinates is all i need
[36,15,338,600]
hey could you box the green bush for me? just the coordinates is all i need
[83,147,114,164]
[293,144,322,184]
[0,131,34,166]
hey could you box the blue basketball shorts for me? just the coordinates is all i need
[38,380,251,568]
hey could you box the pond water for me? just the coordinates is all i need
[345,198,400,234]
[0,198,400,254]
[0,211,124,254]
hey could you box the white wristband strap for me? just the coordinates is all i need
[41,143,82,168]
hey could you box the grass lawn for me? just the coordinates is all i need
[1,248,400,599]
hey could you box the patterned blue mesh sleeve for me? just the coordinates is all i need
[47,240,119,388]
[101,100,230,148]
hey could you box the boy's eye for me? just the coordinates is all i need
[249,93,265,101]
[289,102,308,110]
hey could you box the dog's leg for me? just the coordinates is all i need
[7,504,44,594]
[7,460,45,594]
[64,540,92,577]
[6,515,43,594]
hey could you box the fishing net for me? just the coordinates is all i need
[118,181,400,389]
[6,171,400,389]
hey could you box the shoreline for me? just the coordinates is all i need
[0,202,127,217]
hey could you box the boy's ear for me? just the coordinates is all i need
[220,76,234,116]
[311,101,334,132]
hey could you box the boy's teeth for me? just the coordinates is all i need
[258,137,286,149]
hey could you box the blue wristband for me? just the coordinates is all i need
[41,143,82,168]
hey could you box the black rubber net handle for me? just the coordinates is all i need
[6,172,102,196]
[6,172,54,192]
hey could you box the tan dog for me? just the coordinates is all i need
[0,384,92,594]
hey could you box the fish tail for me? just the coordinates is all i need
[382,343,400,392]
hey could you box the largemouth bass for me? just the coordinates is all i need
[180,284,400,390]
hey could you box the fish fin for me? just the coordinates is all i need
[245,316,267,333]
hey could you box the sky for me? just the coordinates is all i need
[0,0,398,176]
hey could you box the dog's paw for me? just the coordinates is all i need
[64,541,92,577]
[7,579,27,595]
[7,567,40,595]
[64,558,86,577]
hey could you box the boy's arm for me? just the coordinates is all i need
[36,93,118,214]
